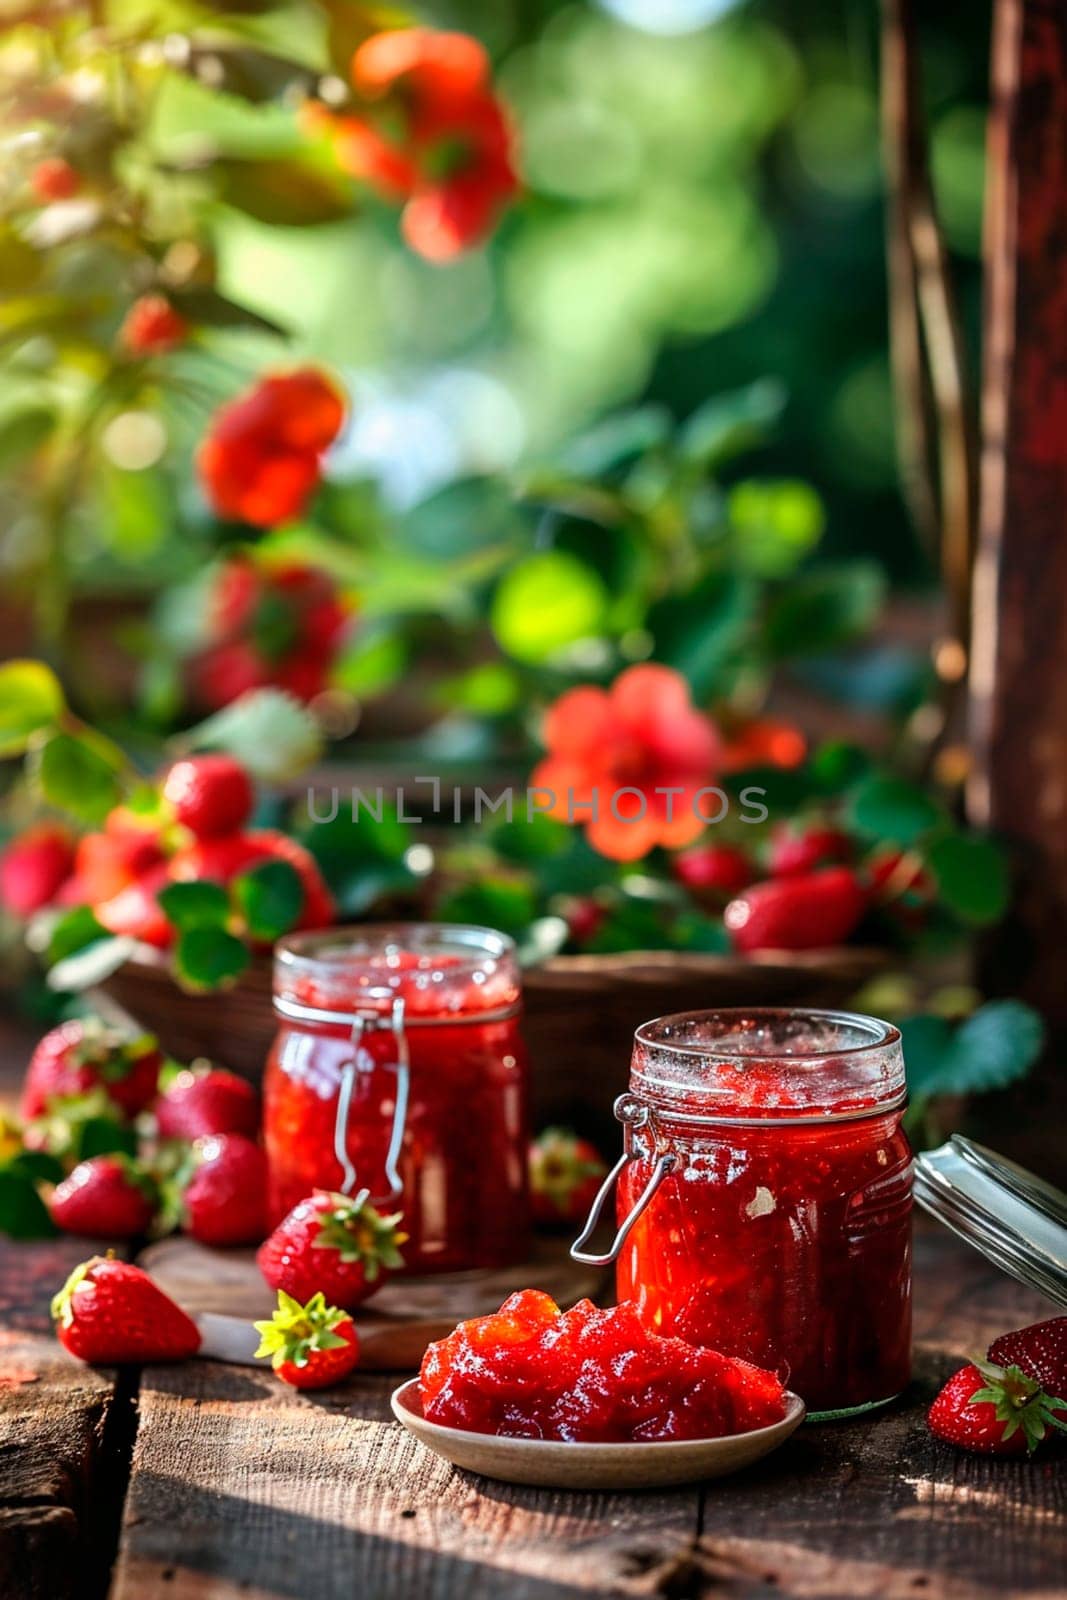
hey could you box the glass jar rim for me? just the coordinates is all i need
[634,1006,901,1060]
[630,1006,905,1120]
[273,922,521,1028]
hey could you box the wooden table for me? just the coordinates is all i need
[1,1032,1064,1599]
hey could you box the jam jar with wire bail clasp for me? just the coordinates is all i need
[263,925,530,1273]
[572,1007,913,1418]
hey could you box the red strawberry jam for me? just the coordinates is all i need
[420,1290,787,1441]
[613,1009,912,1417]
[263,926,529,1273]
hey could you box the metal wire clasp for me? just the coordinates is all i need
[569,1093,676,1267]
[332,997,410,1206]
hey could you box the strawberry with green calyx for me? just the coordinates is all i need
[257,1190,406,1311]
[529,1128,608,1227]
[52,1254,201,1364]
[50,1154,158,1238]
[253,1289,360,1389]
[928,1358,1067,1456]
[24,1088,136,1169]
[20,1019,163,1122]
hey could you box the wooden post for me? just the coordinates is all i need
[969,0,1067,1022]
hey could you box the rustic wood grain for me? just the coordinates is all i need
[0,1236,127,1600]
[111,1225,1067,1600]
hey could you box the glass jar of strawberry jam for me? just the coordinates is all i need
[264,925,529,1274]
[573,1008,912,1417]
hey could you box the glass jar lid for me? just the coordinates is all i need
[631,1007,905,1122]
[273,923,522,1027]
[914,1136,1067,1307]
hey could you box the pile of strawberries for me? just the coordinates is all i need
[0,752,334,955]
[671,823,931,954]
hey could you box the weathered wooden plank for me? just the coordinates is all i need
[112,1226,1067,1600]
[691,1228,1067,1599]
[0,1235,127,1600]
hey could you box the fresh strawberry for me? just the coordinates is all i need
[768,824,852,878]
[253,1290,359,1390]
[20,1020,163,1121]
[529,1128,608,1226]
[155,1066,259,1141]
[52,1255,201,1364]
[162,755,254,839]
[988,1318,1067,1397]
[257,1190,406,1310]
[50,1154,158,1238]
[74,827,165,904]
[672,843,754,902]
[177,1133,267,1247]
[167,831,265,886]
[31,156,80,201]
[928,1360,1067,1456]
[245,830,336,929]
[724,866,866,954]
[0,823,76,916]
[94,863,174,949]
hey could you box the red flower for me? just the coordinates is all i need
[120,294,189,356]
[31,157,80,202]
[531,665,721,862]
[188,557,352,710]
[197,368,346,528]
[310,29,518,261]
[0,824,76,916]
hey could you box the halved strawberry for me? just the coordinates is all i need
[253,1290,359,1389]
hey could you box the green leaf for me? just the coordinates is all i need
[233,860,303,942]
[809,740,872,794]
[557,406,672,477]
[173,286,288,336]
[185,44,311,104]
[927,834,1011,926]
[491,552,607,664]
[650,570,757,699]
[77,1117,138,1162]
[902,1001,1044,1099]
[401,477,522,559]
[0,659,64,755]
[35,730,125,824]
[216,155,352,226]
[5,1149,64,1184]
[174,927,251,992]
[724,764,814,817]
[0,405,54,472]
[0,1168,57,1240]
[765,562,886,659]
[677,379,786,468]
[48,906,108,965]
[728,478,825,578]
[672,911,731,953]
[435,877,537,941]
[158,881,231,931]
[333,626,407,699]
[847,775,943,846]
[182,689,323,782]
[47,936,136,993]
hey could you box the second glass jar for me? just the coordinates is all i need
[577,1007,913,1417]
[263,924,529,1274]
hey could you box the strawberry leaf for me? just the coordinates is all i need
[0,659,64,755]
[927,833,1010,926]
[0,1168,57,1239]
[174,926,250,992]
[157,881,231,931]
[232,860,303,942]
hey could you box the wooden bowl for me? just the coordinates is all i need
[390,1380,806,1489]
[98,945,884,1143]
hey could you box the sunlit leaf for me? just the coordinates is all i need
[0,660,64,755]
[216,156,353,225]
[491,551,607,664]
